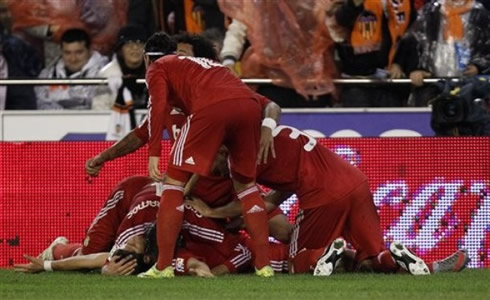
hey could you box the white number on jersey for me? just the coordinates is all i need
[178,56,223,69]
[272,125,317,152]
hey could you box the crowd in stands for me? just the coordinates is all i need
[0,0,488,113]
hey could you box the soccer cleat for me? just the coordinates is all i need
[40,236,68,261]
[255,265,274,277]
[390,241,430,275]
[137,265,174,278]
[313,238,346,276]
[432,250,470,273]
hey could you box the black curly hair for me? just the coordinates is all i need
[144,222,185,260]
[144,31,177,61]
[173,33,218,61]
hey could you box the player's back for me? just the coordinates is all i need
[151,55,257,113]
[257,126,367,209]
[113,182,161,248]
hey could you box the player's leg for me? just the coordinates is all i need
[342,182,429,275]
[289,203,349,275]
[139,172,189,278]
[140,111,225,278]
[226,99,272,275]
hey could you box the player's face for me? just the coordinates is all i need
[176,43,194,56]
[61,41,91,73]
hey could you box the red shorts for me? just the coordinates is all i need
[168,99,261,183]
[174,240,252,275]
[290,181,385,262]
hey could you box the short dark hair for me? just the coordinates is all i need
[60,28,91,49]
[113,249,153,275]
[144,31,177,61]
[173,33,218,60]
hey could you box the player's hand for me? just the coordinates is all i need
[149,156,162,181]
[257,126,276,165]
[14,255,45,273]
[85,155,105,177]
[184,198,213,217]
[102,255,137,276]
[410,70,431,87]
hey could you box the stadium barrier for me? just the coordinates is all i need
[1,138,489,268]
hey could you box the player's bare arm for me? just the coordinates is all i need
[258,101,281,165]
[14,253,110,273]
[86,131,146,177]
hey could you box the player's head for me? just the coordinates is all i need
[144,31,177,65]
[144,222,184,260]
[173,33,218,60]
[143,222,158,262]
[113,249,153,275]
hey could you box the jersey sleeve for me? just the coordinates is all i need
[146,61,170,157]
[255,93,271,111]
[134,116,149,142]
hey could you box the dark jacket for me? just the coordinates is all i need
[404,0,490,74]
[2,35,42,109]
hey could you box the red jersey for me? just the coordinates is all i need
[134,107,187,143]
[146,55,258,157]
[83,176,154,254]
[256,126,367,209]
[111,182,161,252]
[179,204,252,273]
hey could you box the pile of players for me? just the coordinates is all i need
[15,32,469,278]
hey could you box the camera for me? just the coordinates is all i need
[430,77,490,136]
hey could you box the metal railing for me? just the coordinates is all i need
[0,78,457,86]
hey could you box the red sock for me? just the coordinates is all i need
[238,186,270,269]
[371,250,399,273]
[290,248,325,273]
[156,185,185,270]
[53,243,82,260]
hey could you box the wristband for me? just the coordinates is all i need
[261,118,277,130]
[44,260,53,272]
[222,58,236,66]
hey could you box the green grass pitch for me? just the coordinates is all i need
[1,269,489,299]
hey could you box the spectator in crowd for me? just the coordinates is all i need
[127,0,226,35]
[0,25,41,110]
[218,1,336,108]
[35,28,108,110]
[92,25,147,141]
[6,0,127,66]
[405,0,490,106]
[326,0,416,107]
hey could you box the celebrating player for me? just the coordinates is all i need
[186,125,469,276]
